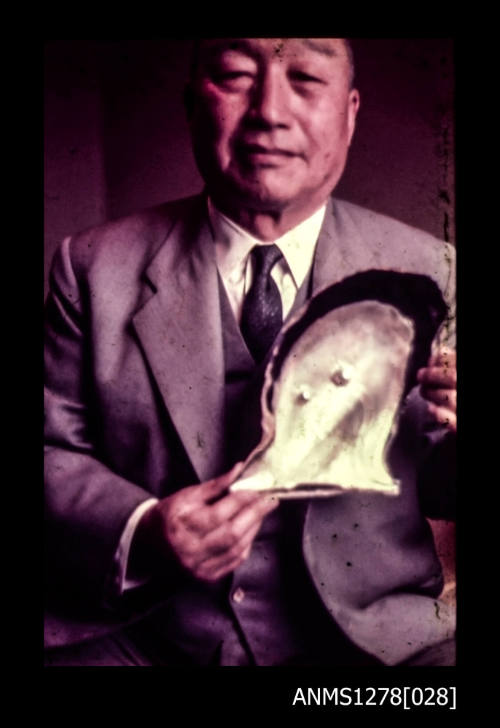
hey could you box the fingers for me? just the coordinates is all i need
[188,496,278,581]
[197,498,278,581]
[426,402,456,432]
[188,461,245,505]
[419,347,456,388]
[163,463,246,520]
[416,347,457,432]
[180,489,267,536]
[201,495,278,558]
[417,366,456,389]
[207,488,270,526]
[421,387,456,411]
[156,476,279,581]
[419,347,456,387]
[194,519,264,582]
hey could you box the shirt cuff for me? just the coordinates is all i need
[112,498,159,596]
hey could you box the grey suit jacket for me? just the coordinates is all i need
[44,194,456,663]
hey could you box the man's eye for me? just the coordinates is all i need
[213,70,253,85]
[289,71,323,84]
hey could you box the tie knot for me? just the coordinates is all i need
[251,244,283,277]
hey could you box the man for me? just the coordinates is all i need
[44,38,456,666]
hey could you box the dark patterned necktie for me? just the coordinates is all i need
[240,244,283,363]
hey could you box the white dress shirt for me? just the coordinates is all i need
[208,198,325,322]
[111,198,327,595]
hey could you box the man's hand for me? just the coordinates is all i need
[417,347,456,432]
[133,464,279,583]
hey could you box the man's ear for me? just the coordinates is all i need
[184,82,195,121]
[347,88,360,147]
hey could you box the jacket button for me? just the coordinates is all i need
[232,587,245,604]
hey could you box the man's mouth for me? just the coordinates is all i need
[237,142,299,164]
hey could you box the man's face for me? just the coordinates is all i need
[188,38,359,216]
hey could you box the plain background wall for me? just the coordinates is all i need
[44,38,454,298]
[44,41,107,297]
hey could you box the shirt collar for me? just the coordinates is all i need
[207,197,326,288]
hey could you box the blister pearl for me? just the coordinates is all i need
[298,386,311,402]
[331,367,350,386]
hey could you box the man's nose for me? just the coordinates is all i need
[248,67,292,128]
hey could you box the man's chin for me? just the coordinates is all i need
[224,175,296,212]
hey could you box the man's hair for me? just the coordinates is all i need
[189,38,356,89]
[344,38,355,89]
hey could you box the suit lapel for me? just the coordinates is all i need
[132,198,226,483]
[311,197,378,295]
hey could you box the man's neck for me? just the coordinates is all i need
[210,195,330,242]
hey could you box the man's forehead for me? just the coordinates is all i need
[199,38,348,61]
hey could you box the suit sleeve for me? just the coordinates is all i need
[44,237,155,607]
